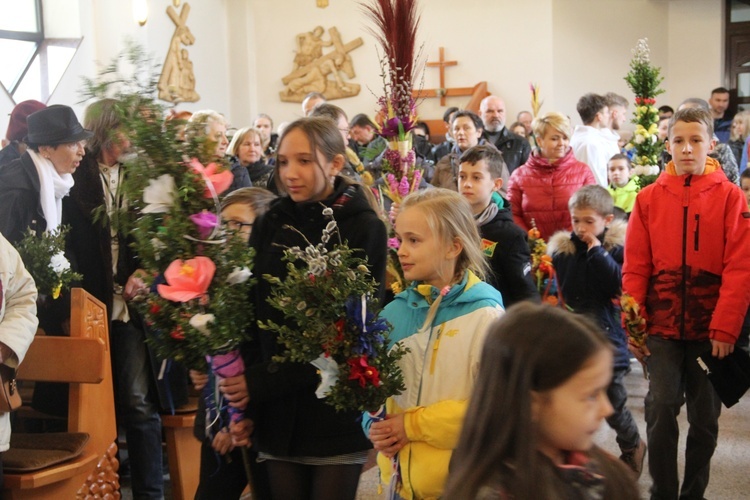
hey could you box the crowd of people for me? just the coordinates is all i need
[0,84,747,500]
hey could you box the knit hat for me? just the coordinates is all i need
[6,100,46,142]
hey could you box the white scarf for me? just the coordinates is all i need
[27,149,75,232]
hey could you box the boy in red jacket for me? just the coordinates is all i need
[623,107,750,499]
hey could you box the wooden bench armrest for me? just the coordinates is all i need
[17,337,105,384]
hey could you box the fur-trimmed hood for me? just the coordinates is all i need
[547,219,627,257]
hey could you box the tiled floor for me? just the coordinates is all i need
[123,361,750,499]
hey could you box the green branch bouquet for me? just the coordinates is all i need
[81,41,254,370]
[260,207,406,413]
[15,226,82,300]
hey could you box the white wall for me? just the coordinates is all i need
[0,0,726,136]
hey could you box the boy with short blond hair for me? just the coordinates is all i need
[624,107,750,499]
[458,145,538,306]
[548,185,645,476]
[607,153,639,214]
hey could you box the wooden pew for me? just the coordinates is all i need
[2,288,118,499]
[161,399,200,500]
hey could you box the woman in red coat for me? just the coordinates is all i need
[507,112,596,240]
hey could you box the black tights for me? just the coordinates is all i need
[265,460,363,500]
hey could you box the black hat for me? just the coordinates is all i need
[24,104,94,146]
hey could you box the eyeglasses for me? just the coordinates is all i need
[63,140,87,149]
[224,220,253,231]
[338,127,350,135]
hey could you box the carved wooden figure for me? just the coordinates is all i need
[158,3,200,102]
[280,27,362,103]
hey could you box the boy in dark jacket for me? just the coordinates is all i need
[548,184,645,476]
[458,145,538,306]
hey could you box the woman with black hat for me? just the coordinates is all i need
[0,104,93,244]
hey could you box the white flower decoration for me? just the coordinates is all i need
[189,313,215,336]
[49,252,71,275]
[311,354,339,399]
[142,174,176,213]
[226,266,252,285]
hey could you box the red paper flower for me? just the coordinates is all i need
[188,158,233,198]
[347,356,381,388]
[170,326,185,340]
[157,256,216,302]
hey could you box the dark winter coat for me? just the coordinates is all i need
[0,153,46,244]
[480,195,539,307]
[244,178,387,457]
[62,152,139,318]
[482,127,531,174]
[228,158,252,193]
[548,220,630,369]
[0,142,21,168]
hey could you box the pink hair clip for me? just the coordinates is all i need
[440,285,451,297]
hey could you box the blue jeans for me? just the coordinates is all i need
[111,320,164,500]
[645,336,721,500]
[605,366,641,451]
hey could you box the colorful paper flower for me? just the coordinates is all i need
[188,158,233,199]
[189,313,215,336]
[189,210,219,239]
[226,266,252,285]
[311,354,340,398]
[157,256,216,302]
[347,355,381,388]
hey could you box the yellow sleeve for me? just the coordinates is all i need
[403,399,467,450]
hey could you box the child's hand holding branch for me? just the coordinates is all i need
[369,413,409,458]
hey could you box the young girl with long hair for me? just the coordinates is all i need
[443,303,639,500]
[365,188,504,499]
[223,117,387,500]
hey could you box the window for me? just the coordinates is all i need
[0,0,81,104]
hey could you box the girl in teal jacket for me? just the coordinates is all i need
[365,189,504,499]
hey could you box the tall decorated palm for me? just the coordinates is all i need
[624,38,665,188]
[361,0,423,295]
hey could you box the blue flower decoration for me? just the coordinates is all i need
[345,296,388,357]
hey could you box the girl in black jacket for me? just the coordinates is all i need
[221,117,387,499]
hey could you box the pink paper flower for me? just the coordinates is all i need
[188,158,233,198]
[189,210,218,239]
[387,237,400,249]
[157,256,216,302]
[386,173,398,194]
[398,176,410,196]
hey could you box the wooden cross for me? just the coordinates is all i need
[167,3,191,33]
[414,47,475,106]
